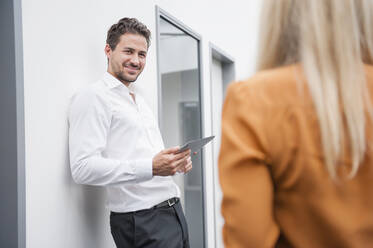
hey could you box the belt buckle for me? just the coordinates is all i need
[167,198,176,207]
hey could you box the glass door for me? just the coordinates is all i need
[157,11,205,248]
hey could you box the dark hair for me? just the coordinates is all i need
[106,17,151,50]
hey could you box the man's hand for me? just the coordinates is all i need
[152,147,193,176]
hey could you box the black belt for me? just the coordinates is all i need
[153,197,179,209]
[111,197,180,216]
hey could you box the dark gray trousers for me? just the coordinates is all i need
[110,201,190,248]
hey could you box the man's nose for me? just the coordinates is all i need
[130,54,140,66]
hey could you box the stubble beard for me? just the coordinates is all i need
[110,61,142,85]
[115,68,141,84]
[116,71,138,84]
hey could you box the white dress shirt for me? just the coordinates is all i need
[68,72,180,212]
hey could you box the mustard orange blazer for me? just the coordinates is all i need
[219,64,373,248]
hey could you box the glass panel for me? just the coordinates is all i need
[158,17,205,248]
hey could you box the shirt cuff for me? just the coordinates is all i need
[134,158,153,183]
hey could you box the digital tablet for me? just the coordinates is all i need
[177,136,215,153]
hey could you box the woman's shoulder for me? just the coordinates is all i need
[228,64,304,107]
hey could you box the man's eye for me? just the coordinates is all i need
[124,50,132,54]
[139,54,146,58]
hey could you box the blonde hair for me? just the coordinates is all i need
[257,0,373,179]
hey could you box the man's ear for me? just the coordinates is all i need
[104,44,112,58]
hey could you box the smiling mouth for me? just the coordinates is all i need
[125,67,139,74]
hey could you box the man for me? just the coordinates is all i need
[68,17,192,248]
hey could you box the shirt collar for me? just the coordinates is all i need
[102,71,135,94]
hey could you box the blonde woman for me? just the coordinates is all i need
[218,0,373,247]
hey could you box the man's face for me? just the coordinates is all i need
[105,33,148,85]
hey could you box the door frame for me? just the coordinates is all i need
[0,0,26,247]
[209,42,235,247]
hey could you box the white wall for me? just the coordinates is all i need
[21,0,261,247]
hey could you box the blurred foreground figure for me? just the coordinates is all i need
[219,0,373,247]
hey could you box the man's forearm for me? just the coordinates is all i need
[71,155,152,186]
